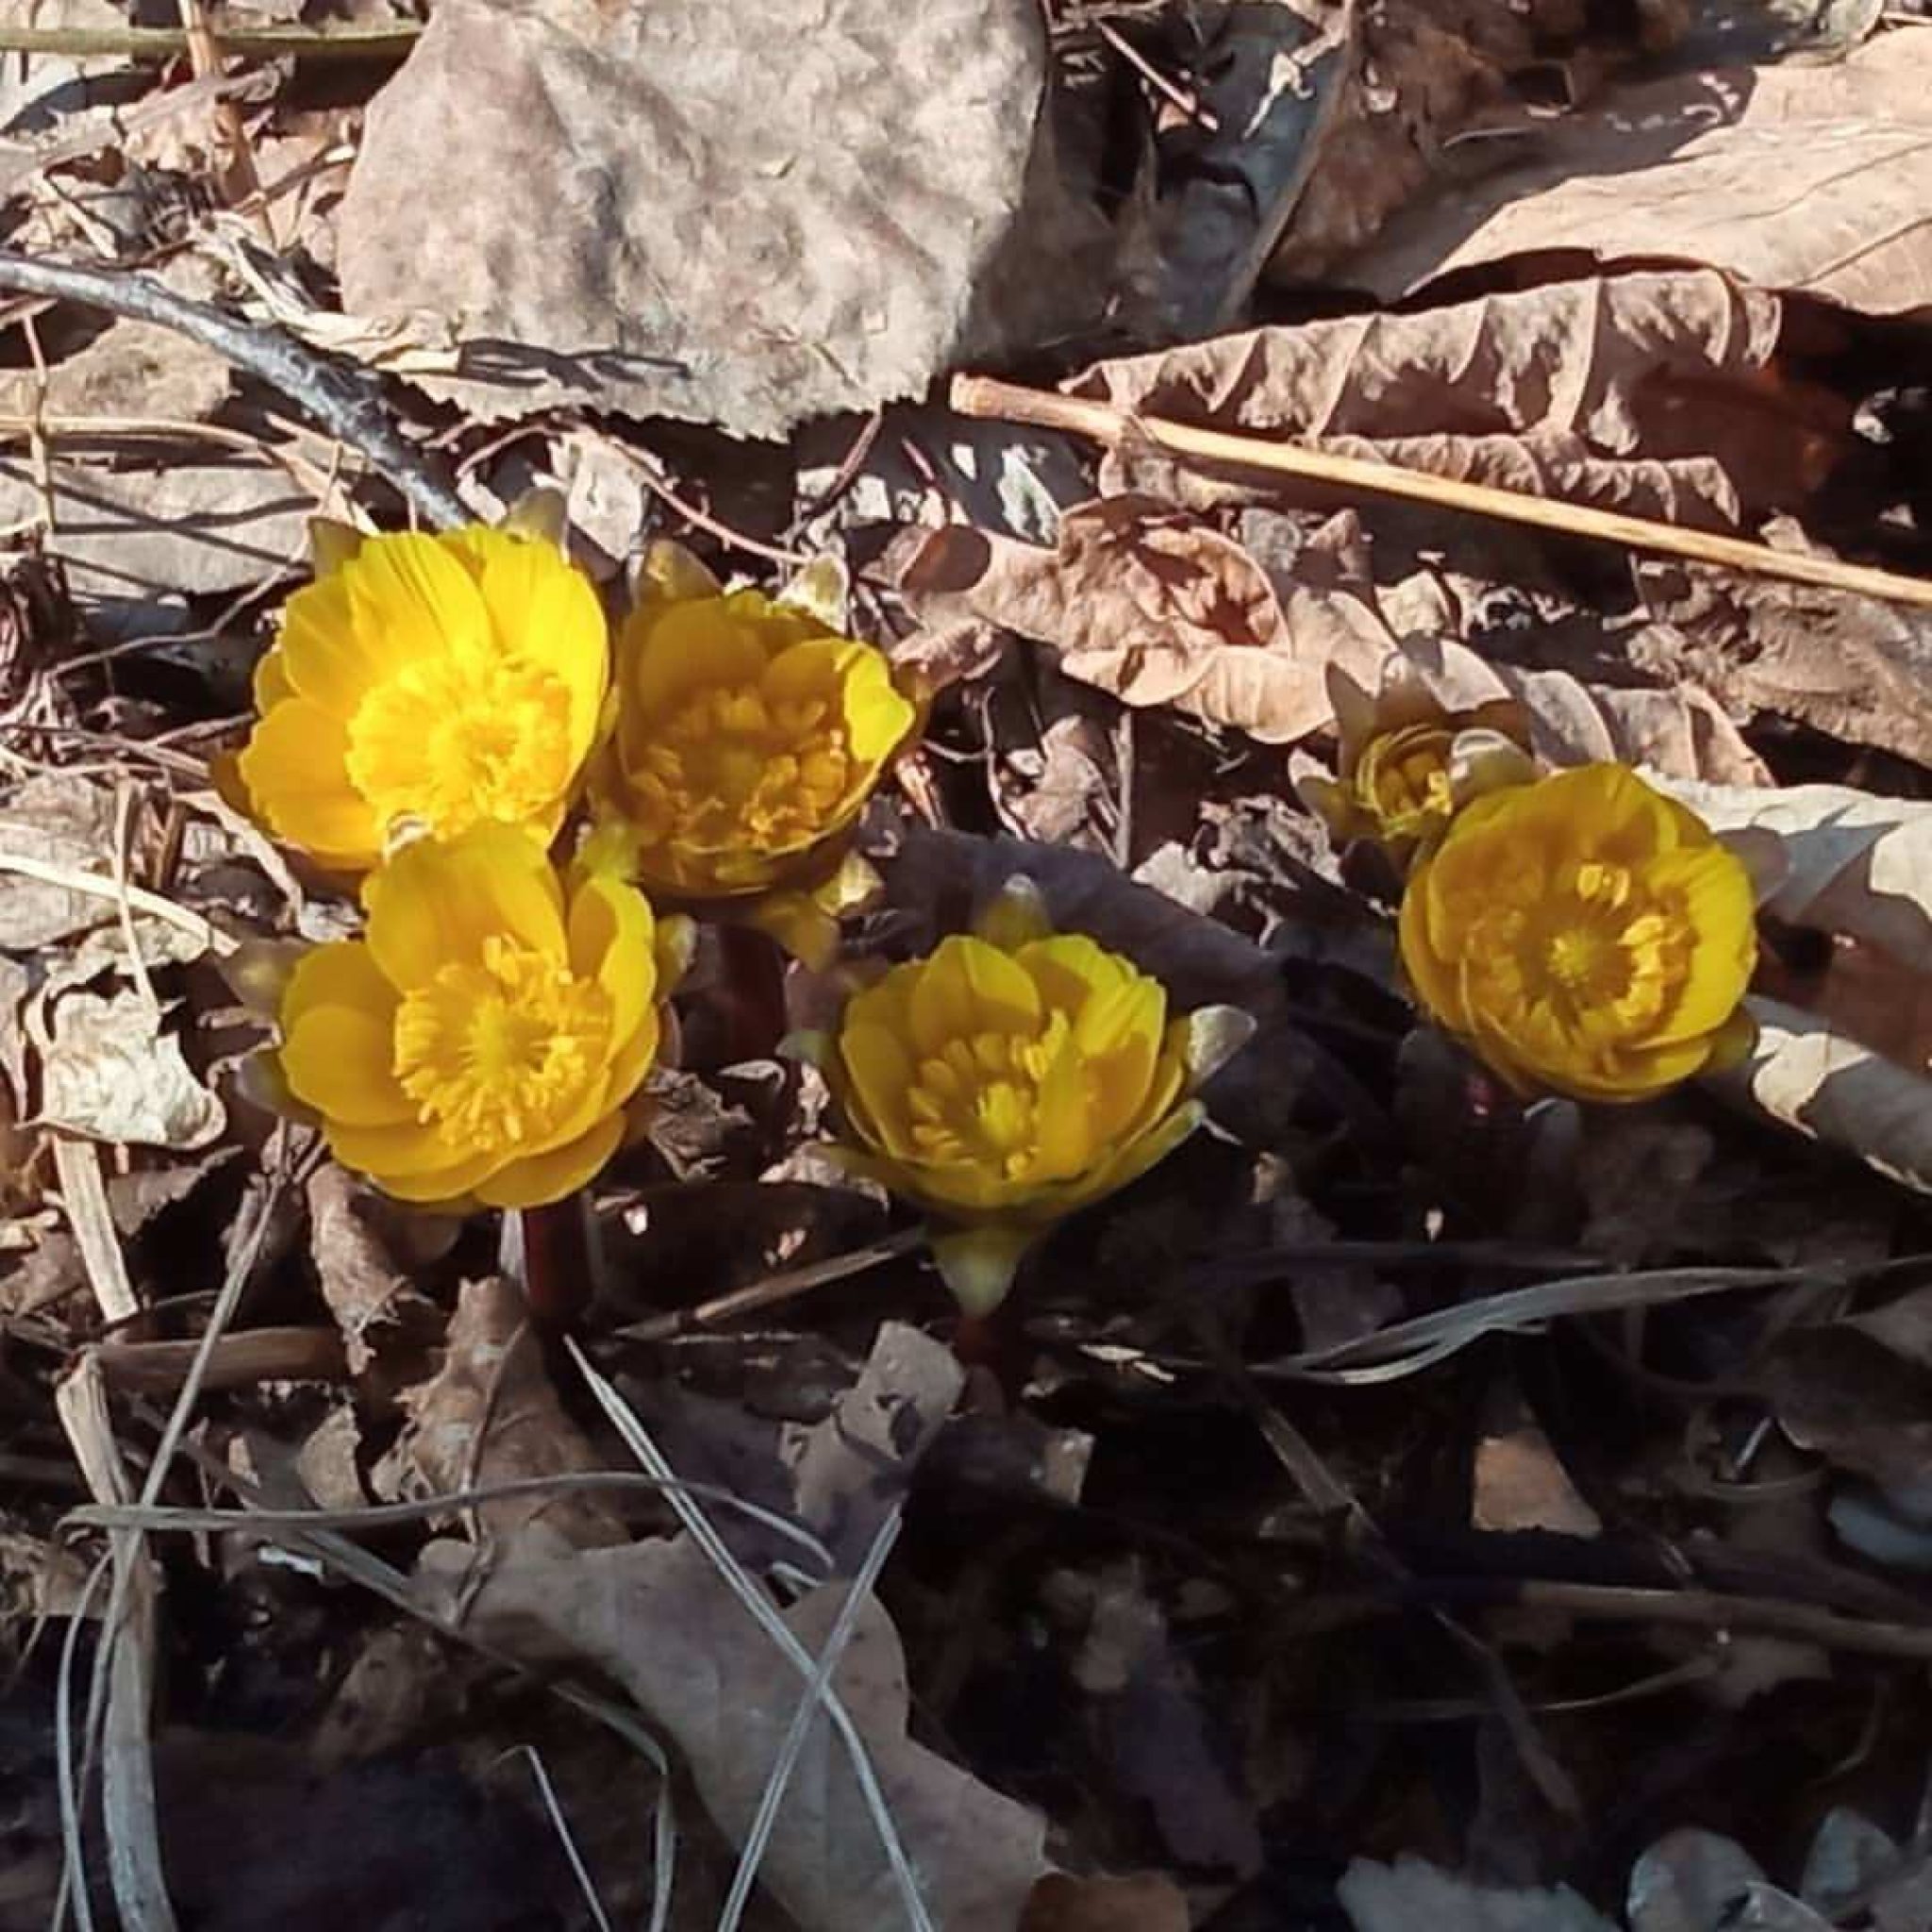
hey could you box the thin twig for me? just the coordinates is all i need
[0,250,471,530]
[610,1225,928,1342]
[0,24,421,61]
[949,373,1932,610]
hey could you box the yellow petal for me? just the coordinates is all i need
[836,650,915,765]
[908,937,1041,1054]
[273,571,366,718]
[1018,934,1130,1021]
[472,528,609,756]
[1398,861,1469,1031]
[620,598,767,723]
[839,1022,920,1158]
[280,940,398,1031]
[1028,1033,1094,1182]
[281,1005,411,1126]
[475,1109,625,1208]
[252,645,295,711]
[1645,845,1757,1047]
[342,530,491,670]
[363,827,567,988]
[930,1224,1037,1317]
[236,701,382,866]
[1054,1098,1203,1215]
[325,1116,492,1191]
[567,872,658,1052]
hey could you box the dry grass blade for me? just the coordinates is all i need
[0,852,232,957]
[54,1358,175,1932]
[51,1139,139,1325]
[563,1336,936,1932]
[948,375,1932,611]
[721,1507,907,1931]
[1257,1265,1825,1380]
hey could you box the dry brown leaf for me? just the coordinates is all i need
[306,1163,444,1384]
[1064,270,1834,528]
[435,1528,1051,1932]
[1020,1872,1191,1932]
[37,991,224,1150]
[1636,558,1932,767]
[1339,1854,1618,1932]
[0,457,314,625]
[0,320,231,423]
[375,1274,627,1546]
[337,0,1091,437]
[891,494,1385,742]
[1657,778,1931,968]
[1721,997,1932,1198]
[0,776,135,950]
[1343,36,1932,312]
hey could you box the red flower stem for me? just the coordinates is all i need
[512,1195,596,1324]
[714,921,789,1062]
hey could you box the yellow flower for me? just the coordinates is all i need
[274,827,682,1208]
[819,883,1254,1314]
[231,523,608,870]
[1295,657,1533,870]
[1399,764,1757,1102]
[591,542,916,964]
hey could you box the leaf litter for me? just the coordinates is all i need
[4,4,1932,1929]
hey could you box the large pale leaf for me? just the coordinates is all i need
[337,0,1091,437]
[1341,35,1932,312]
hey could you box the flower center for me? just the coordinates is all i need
[345,656,575,841]
[1468,859,1693,1045]
[904,1015,1072,1178]
[629,673,853,857]
[392,936,612,1154]
[1360,726,1456,839]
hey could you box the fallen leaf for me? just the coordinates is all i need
[1063,270,1837,528]
[0,776,138,950]
[1658,777,1931,972]
[0,457,314,628]
[435,1528,1051,1932]
[375,1274,627,1546]
[1123,0,1353,340]
[37,990,224,1150]
[1020,1872,1191,1932]
[1343,36,1932,313]
[307,1163,444,1384]
[1636,558,1932,766]
[337,0,1093,437]
[0,319,231,423]
[1720,997,1931,1196]
[891,494,1384,742]
[1339,1853,1618,1932]
[1628,1827,1833,1932]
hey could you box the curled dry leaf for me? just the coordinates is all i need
[421,1321,1049,1932]
[306,1164,443,1384]
[1344,35,1932,313]
[37,990,224,1151]
[1656,778,1931,969]
[1063,271,1833,528]
[1339,1853,1618,1932]
[338,0,1091,437]
[1636,556,1932,768]
[891,493,1384,743]
[375,1274,626,1546]
[436,1528,1052,1932]
[1020,1872,1191,1932]
[1720,998,1931,1199]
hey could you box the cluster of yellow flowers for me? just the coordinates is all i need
[225,513,1242,1311]
[1300,665,1759,1103]
[225,510,1760,1314]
